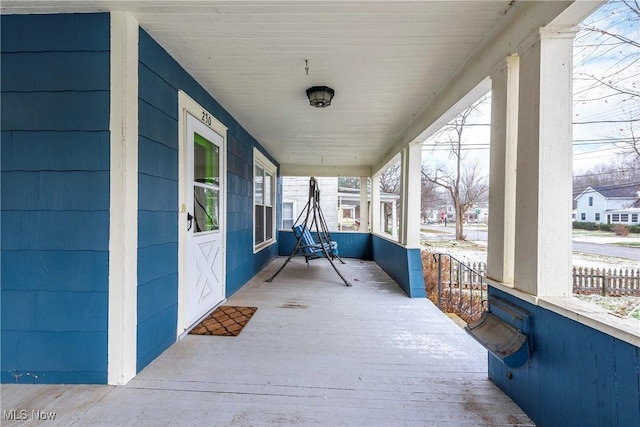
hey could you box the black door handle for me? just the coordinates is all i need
[187,212,193,231]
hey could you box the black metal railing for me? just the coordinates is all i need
[432,253,487,323]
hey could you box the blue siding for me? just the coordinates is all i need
[278,230,373,260]
[136,29,279,370]
[1,13,110,384]
[0,131,110,171]
[372,236,425,298]
[0,13,110,53]
[487,287,640,426]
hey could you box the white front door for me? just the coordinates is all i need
[183,112,225,329]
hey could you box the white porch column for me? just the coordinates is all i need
[513,27,577,297]
[109,12,139,384]
[487,55,519,284]
[359,176,370,232]
[400,144,422,247]
[372,174,381,234]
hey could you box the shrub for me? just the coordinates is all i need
[629,225,640,234]
[598,223,612,232]
[573,221,597,230]
[421,250,484,324]
[612,224,630,236]
[421,250,450,300]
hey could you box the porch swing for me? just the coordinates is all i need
[266,177,352,286]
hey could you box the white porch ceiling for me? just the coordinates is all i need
[1,1,591,173]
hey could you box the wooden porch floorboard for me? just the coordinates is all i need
[2,257,534,426]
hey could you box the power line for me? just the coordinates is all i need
[573,168,640,179]
[574,118,640,124]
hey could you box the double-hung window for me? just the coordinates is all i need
[282,201,295,230]
[254,149,277,251]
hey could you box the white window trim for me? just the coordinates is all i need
[253,148,277,253]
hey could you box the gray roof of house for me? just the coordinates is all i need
[591,184,639,199]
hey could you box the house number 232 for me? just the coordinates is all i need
[201,111,212,126]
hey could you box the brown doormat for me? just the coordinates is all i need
[189,306,258,336]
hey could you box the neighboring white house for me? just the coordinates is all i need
[282,177,339,230]
[574,184,640,225]
[281,177,400,233]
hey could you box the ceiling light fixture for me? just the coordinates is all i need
[306,86,335,108]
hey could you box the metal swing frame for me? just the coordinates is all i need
[266,177,352,286]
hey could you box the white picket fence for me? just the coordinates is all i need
[454,261,640,296]
[572,266,640,296]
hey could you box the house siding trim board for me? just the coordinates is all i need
[108,11,139,386]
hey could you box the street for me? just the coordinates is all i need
[421,224,640,261]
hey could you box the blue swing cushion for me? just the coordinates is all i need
[292,225,339,258]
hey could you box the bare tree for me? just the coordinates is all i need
[421,163,442,222]
[573,155,640,196]
[338,176,360,189]
[459,162,489,219]
[423,96,490,240]
[574,0,639,158]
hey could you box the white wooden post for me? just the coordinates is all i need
[487,55,519,284]
[372,174,381,234]
[513,27,577,297]
[400,144,422,248]
[359,176,369,233]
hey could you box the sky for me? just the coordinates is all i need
[421,0,639,176]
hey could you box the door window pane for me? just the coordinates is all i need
[194,133,219,185]
[193,132,219,233]
[194,187,219,232]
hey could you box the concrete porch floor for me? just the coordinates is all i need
[1,257,533,426]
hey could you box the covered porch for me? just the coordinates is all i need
[1,258,532,426]
[2,1,638,425]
